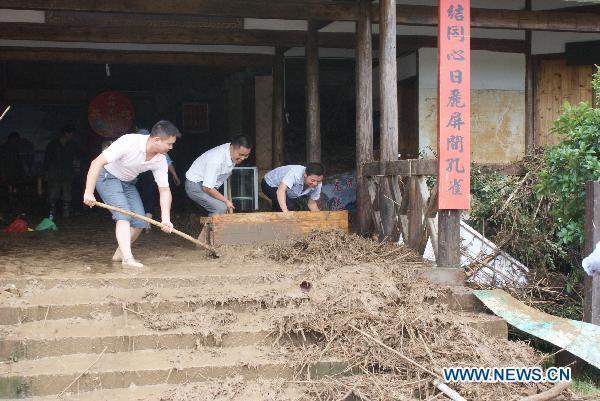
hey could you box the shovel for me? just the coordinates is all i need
[93,201,219,258]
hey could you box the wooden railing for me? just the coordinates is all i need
[362,159,525,265]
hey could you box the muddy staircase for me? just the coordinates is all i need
[0,265,506,400]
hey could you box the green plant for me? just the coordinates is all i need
[537,66,600,247]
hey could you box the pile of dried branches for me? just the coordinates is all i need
[264,232,565,401]
[264,229,427,269]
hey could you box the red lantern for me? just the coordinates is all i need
[88,91,135,138]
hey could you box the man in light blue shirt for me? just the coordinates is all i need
[261,163,324,212]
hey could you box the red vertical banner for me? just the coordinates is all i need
[438,0,470,210]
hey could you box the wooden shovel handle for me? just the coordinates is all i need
[93,201,218,256]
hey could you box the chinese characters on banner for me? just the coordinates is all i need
[438,0,470,209]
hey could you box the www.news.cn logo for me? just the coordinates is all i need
[443,367,571,383]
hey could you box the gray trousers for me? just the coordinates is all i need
[48,178,72,214]
[185,179,228,216]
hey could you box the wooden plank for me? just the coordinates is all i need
[0,47,273,67]
[272,47,285,167]
[355,0,374,235]
[366,178,384,237]
[0,0,359,21]
[535,59,594,148]
[417,178,438,260]
[584,181,600,325]
[406,176,422,251]
[389,176,407,241]
[306,20,321,163]
[209,210,348,246]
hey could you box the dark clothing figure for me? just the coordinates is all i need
[260,178,300,212]
[44,131,81,217]
[0,133,25,185]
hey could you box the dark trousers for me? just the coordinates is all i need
[261,178,299,212]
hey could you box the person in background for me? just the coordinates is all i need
[44,125,81,218]
[135,128,181,232]
[261,162,324,212]
[83,120,181,268]
[185,136,252,242]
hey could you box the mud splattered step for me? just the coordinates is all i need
[0,266,293,290]
[0,283,308,325]
[0,346,347,398]
[0,308,310,360]
[15,379,308,401]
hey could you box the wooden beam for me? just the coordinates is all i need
[272,47,285,167]
[363,160,526,177]
[2,2,600,32]
[0,47,273,67]
[306,21,321,163]
[0,23,526,53]
[0,0,358,21]
[584,181,600,326]
[355,0,374,235]
[373,5,600,33]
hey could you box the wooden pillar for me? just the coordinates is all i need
[437,210,461,267]
[584,181,600,325]
[378,0,398,239]
[272,47,285,167]
[356,0,373,235]
[524,0,534,155]
[306,20,321,163]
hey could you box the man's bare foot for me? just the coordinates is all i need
[122,258,144,268]
[112,248,122,262]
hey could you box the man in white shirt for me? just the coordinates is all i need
[83,120,181,268]
[261,163,324,212]
[185,136,252,215]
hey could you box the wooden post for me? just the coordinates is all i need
[524,0,534,155]
[306,20,321,163]
[437,210,461,267]
[356,0,373,235]
[272,47,285,167]
[379,0,398,239]
[584,181,600,325]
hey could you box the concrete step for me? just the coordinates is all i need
[14,380,307,401]
[0,346,346,398]
[0,306,307,360]
[0,283,308,325]
[458,312,508,339]
[0,266,291,290]
[434,286,488,313]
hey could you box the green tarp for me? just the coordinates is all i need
[474,289,600,369]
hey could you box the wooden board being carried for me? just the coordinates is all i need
[200,210,348,246]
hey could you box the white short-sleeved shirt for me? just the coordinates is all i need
[264,165,322,200]
[185,143,233,189]
[103,134,169,187]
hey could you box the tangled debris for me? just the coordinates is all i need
[264,230,567,401]
[264,229,427,269]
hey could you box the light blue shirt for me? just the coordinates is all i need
[264,165,322,200]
